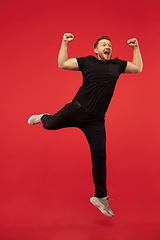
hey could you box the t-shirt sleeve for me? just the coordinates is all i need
[76,57,87,71]
[118,58,127,73]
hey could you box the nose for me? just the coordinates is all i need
[104,46,111,51]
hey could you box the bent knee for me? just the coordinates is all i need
[42,123,58,130]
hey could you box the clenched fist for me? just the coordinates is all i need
[63,33,74,43]
[127,38,139,48]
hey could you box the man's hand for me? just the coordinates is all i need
[63,33,74,44]
[127,38,139,48]
[124,38,143,73]
[58,33,78,70]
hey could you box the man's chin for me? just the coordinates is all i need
[103,54,112,61]
[97,54,112,61]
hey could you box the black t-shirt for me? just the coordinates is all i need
[73,55,127,117]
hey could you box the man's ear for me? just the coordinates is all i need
[94,48,98,54]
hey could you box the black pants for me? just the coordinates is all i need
[41,101,107,198]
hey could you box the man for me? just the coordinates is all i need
[28,33,143,217]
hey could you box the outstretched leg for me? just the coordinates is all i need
[28,101,82,130]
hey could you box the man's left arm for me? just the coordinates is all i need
[124,38,143,73]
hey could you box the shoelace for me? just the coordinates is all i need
[102,196,114,208]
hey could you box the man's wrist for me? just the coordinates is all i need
[62,41,69,47]
[133,45,139,50]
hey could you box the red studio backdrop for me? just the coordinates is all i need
[0,0,160,239]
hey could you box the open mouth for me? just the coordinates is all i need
[104,51,110,56]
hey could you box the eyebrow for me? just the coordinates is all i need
[100,41,112,45]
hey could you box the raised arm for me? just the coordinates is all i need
[58,33,79,70]
[124,38,143,73]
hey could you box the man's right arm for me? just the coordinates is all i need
[58,33,79,71]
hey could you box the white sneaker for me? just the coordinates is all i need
[28,114,50,125]
[90,196,114,217]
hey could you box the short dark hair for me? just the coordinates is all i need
[94,36,111,49]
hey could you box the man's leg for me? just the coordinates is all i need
[81,119,114,217]
[81,120,107,198]
[28,102,82,130]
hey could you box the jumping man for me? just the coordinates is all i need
[28,33,143,217]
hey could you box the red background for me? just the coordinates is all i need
[1,0,160,239]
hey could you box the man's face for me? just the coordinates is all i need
[94,39,112,61]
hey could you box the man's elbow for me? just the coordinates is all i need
[138,65,143,73]
[134,65,143,73]
[58,63,64,69]
[58,65,62,69]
